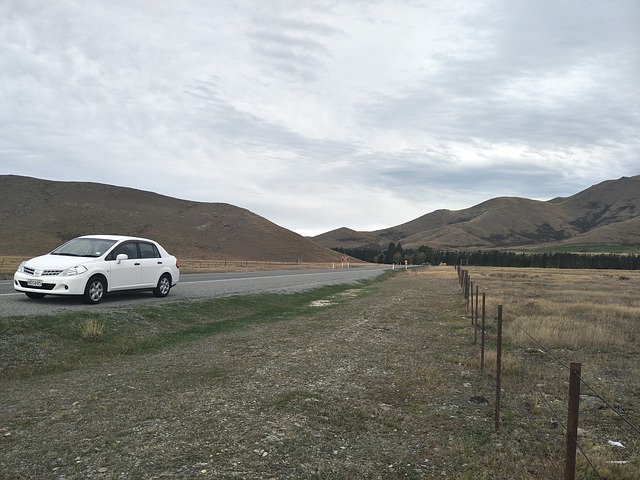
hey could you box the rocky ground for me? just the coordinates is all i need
[1,267,576,479]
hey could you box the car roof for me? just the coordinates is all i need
[78,235,156,243]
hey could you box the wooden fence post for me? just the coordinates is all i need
[470,280,474,321]
[465,271,470,308]
[480,293,486,370]
[495,305,503,431]
[565,363,582,480]
[474,285,479,344]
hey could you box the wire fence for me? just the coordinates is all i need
[179,259,352,272]
[0,257,353,279]
[456,265,640,479]
[1,256,357,276]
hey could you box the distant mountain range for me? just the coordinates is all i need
[0,175,342,262]
[2,175,638,261]
[312,175,640,251]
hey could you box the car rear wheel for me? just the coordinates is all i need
[154,274,171,297]
[84,276,106,304]
[25,292,46,300]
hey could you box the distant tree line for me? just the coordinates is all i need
[334,243,640,270]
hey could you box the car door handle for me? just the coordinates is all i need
[157,261,163,264]
[134,262,141,266]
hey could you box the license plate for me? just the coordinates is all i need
[27,279,43,287]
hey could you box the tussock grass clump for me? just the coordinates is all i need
[481,349,521,375]
[81,319,104,342]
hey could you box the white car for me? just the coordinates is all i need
[14,235,180,304]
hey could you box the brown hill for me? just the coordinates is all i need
[0,175,344,262]
[313,175,640,250]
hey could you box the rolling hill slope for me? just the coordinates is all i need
[3,174,638,260]
[0,175,344,262]
[313,175,640,251]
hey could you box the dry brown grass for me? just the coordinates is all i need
[464,266,640,478]
[179,259,367,273]
[0,256,24,279]
[80,319,105,342]
[466,267,640,352]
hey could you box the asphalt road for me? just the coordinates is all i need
[0,266,391,317]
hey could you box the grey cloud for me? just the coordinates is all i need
[183,79,357,159]
[354,0,640,150]
[361,48,638,149]
[246,6,343,80]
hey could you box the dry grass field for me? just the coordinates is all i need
[465,267,640,352]
[1,266,639,479]
[462,266,640,478]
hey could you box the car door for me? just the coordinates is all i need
[108,241,142,290]
[138,241,164,287]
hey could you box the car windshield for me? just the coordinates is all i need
[51,238,118,258]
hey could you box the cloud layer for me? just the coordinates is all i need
[1,0,638,235]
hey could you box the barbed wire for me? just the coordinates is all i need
[504,313,640,438]
[483,304,605,478]
[504,342,610,479]
[576,372,640,437]
[504,348,563,424]
[504,314,573,370]
[503,348,565,474]
[574,436,605,480]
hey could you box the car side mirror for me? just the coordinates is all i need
[116,253,129,264]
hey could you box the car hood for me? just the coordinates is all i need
[24,254,101,270]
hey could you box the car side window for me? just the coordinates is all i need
[108,241,139,260]
[139,242,160,259]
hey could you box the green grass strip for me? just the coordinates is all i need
[0,274,391,381]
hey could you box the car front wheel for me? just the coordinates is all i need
[84,276,106,304]
[154,274,171,297]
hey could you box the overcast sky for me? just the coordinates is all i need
[1,1,638,236]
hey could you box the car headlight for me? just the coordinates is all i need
[16,261,26,273]
[60,265,88,276]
